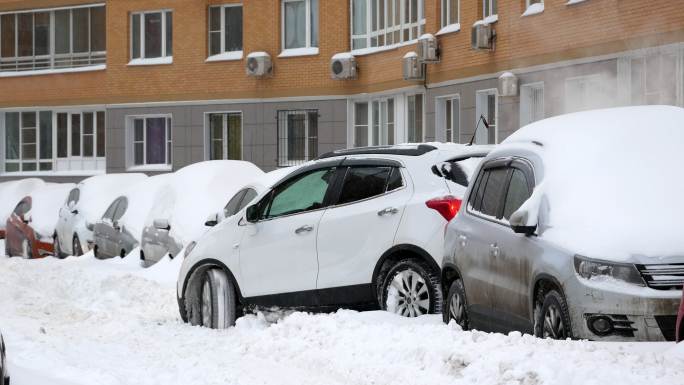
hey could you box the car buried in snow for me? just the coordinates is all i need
[177,143,491,329]
[442,106,684,341]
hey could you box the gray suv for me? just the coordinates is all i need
[442,106,684,341]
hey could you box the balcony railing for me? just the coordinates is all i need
[0,52,106,73]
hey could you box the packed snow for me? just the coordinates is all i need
[0,244,682,385]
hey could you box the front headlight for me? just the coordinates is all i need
[183,241,197,259]
[573,255,645,286]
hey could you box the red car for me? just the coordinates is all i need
[677,290,684,342]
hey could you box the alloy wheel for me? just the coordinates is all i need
[387,269,431,317]
[449,291,465,326]
[201,279,212,327]
[543,303,567,339]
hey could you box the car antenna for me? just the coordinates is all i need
[468,115,490,146]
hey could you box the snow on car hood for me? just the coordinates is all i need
[78,174,149,224]
[503,105,684,262]
[0,178,45,228]
[28,183,75,239]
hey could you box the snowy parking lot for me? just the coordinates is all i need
[0,246,683,385]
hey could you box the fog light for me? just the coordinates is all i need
[588,315,614,336]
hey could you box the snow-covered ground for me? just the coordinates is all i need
[0,242,683,385]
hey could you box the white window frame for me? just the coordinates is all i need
[519,82,544,127]
[436,94,461,143]
[279,110,317,166]
[281,0,318,55]
[350,0,425,53]
[203,111,243,160]
[482,0,497,19]
[405,92,425,143]
[526,0,543,7]
[207,4,243,60]
[129,9,172,65]
[353,97,396,147]
[475,89,498,144]
[441,0,459,28]
[125,114,172,171]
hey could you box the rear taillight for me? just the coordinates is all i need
[425,195,462,222]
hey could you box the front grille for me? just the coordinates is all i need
[636,263,684,290]
[654,315,677,341]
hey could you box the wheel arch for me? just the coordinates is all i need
[529,273,567,321]
[179,258,243,322]
[371,244,440,293]
[441,262,463,293]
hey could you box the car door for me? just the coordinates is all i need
[316,164,411,297]
[111,197,129,254]
[457,161,511,332]
[58,188,80,252]
[98,199,120,256]
[238,166,339,301]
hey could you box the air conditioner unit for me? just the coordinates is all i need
[246,51,272,77]
[498,72,518,97]
[330,53,357,80]
[417,34,440,63]
[403,51,424,81]
[471,22,495,50]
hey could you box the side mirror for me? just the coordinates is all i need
[153,218,171,231]
[204,213,219,227]
[112,220,120,231]
[510,209,537,236]
[245,205,259,223]
[21,212,31,223]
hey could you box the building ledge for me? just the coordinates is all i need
[127,57,173,66]
[437,23,461,36]
[0,65,106,78]
[206,51,243,62]
[566,0,588,5]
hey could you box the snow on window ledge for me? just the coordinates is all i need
[436,23,461,36]
[351,39,418,57]
[278,47,320,58]
[126,164,173,172]
[0,64,106,78]
[522,3,544,17]
[473,15,499,27]
[566,0,588,5]
[127,57,173,66]
[206,51,243,62]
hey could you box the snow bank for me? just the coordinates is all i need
[503,105,684,261]
[117,174,174,240]
[77,174,148,224]
[27,183,75,239]
[0,178,45,229]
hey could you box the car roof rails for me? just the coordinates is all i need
[317,144,437,160]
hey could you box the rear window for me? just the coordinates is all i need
[503,169,531,220]
[337,167,394,205]
[441,156,484,187]
[480,168,508,218]
[67,188,80,206]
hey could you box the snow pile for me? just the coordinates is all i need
[117,174,174,240]
[0,255,683,385]
[0,178,45,229]
[503,105,684,261]
[77,174,148,224]
[27,183,75,240]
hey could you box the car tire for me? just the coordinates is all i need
[443,279,469,330]
[120,249,126,259]
[380,258,441,317]
[53,234,64,259]
[72,235,83,256]
[535,289,573,340]
[93,245,100,259]
[199,269,237,329]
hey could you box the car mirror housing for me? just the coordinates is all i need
[204,213,219,227]
[510,209,537,236]
[245,205,259,223]
[21,212,31,223]
[112,220,120,231]
[153,218,171,231]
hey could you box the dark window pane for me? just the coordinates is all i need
[90,7,106,52]
[267,169,332,218]
[113,198,128,221]
[144,13,162,58]
[54,10,71,54]
[71,114,81,156]
[1,14,16,58]
[23,162,37,171]
[480,168,508,218]
[145,117,166,164]
[5,163,19,172]
[165,12,172,56]
[225,6,243,51]
[134,119,144,141]
[338,167,391,205]
[239,188,258,210]
[209,114,223,160]
[287,113,306,161]
[209,7,221,31]
[73,8,89,53]
[22,111,36,128]
[5,112,19,160]
[17,13,33,57]
[387,167,403,191]
[39,111,52,159]
[310,0,318,47]
[503,169,531,220]
[134,143,144,165]
[307,111,318,159]
[103,199,118,220]
[131,14,140,59]
[224,189,247,218]
[227,113,242,160]
[57,113,68,157]
[97,111,105,157]
[34,12,50,56]
[83,112,94,134]
[209,32,220,56]
[469,170,488,212]
[67,188,80,206]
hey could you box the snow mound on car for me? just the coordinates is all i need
[78,173,148,223]
[28,183,75,239]
[117,174,175,240]
[503,105,684,261]
[0,178,45,228]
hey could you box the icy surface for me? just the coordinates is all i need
[27,183,75,239]
[0,249,682,385]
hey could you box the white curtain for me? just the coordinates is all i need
[285,1,306,49]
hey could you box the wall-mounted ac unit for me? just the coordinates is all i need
[246,52,272,77]
[417,34,440,63]
[403,51,424,81]
[471,22,495,50]
[498,72,518,97]
[330,53,357,80]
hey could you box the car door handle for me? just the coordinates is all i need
[490,243,500,258]
[377,207,399,216]
[458,235,467,248]
[295,225,313,234]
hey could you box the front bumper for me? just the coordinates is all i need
[566,275,681,341]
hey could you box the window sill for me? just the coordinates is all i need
[474,14,499,27]
[126,164,172,172]
[436,23,461,36]
[0,64,106,78]
[522,3,544,17]
[127,57,173,66]
[566,0,588,5]
[0,170,105,177]
[351,39,418,57]
[278,47,320,58]
[206,51,244,62]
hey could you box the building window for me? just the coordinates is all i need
[0,5,106,73]
[282,0,318,51]
[565,75,604,113]
[354,98,395,147]
[438,96,460,143]
[208,4,243,57]
[520,83,544,126]
[441,0,459,28]
[483,0,497,18]
[277,110,318,166]
[475,90,497,144]
[206,112,242,160]
[628,54,678,106]
[406,94,424,143]
[131,10,172,61]
[351,0,425,51]
[128,116,172,167]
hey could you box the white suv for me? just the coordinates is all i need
[177,144,490,328]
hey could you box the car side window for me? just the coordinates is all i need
[386,167,404,192]
[13,200,29,215]
[468,170,489,212]
[503,168,532,220]
[264,168,334,219]
[102,200,119,221]
[238,188,258,211]
[337,167,393,205]
[478,168,509,218]
[224,189,247,218]
[113,198,128,222]
[67,188,80,207]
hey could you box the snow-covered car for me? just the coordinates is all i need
[177,143,491,328]
[442,106,684,341]
[54,174,147,257]
[0,331,7,385]
[677,291,684,342]
[93,175,173,260]
[5,184,74,258]
[139,161,263,267]
[0,178,45,239]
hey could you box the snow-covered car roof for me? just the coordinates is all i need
[498,105,684,261]
[0,178,46,228]
[117,174,176,239]
[76,173,149,223]
[27,183,75,238]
